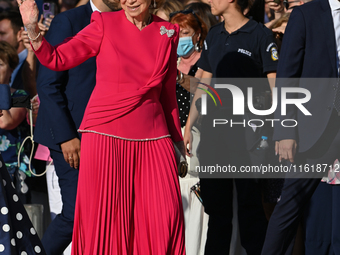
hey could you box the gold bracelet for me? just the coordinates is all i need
[28,32,41,41]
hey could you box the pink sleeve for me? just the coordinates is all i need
[159,25,183,142]
[33,11,103,71]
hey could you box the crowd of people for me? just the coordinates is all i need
[0,0,338,253]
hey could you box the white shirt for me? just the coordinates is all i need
[9,49,28,87]
[90,0,101,13]
[329,0,340,75]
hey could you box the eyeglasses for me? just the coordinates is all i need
[283,0,300,10]
[169,9,202,32]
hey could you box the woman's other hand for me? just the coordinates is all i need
[183,126,192,157]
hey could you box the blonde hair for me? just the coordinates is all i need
[270,13,290,30]
[154,0,183,18]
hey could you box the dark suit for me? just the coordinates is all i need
[11,59,25,90]
[262,0,340,253]
[34,3,96,254]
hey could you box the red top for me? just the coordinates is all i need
[33,10,182,142]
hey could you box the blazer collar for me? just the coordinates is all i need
[319,0,338,76]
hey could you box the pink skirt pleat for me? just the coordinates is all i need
[71,132,185,255]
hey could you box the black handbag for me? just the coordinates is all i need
[173,143,188,178]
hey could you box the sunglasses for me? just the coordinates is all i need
[169,9,202,32]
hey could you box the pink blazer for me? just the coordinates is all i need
[33,11,183,142]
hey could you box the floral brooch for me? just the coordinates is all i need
[160,26,175,38]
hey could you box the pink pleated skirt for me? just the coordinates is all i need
[71,132,185,255]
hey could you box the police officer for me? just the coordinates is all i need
[183,0,278,253]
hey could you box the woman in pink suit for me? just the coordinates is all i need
[18,0,186,254]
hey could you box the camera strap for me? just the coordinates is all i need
[17,101,51,177]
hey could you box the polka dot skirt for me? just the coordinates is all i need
[0,153,46,254]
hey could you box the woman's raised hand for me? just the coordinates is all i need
[17,0,42,50]
[17,0,39,30]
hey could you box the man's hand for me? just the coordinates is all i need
[275,139,297,163]
[60,138,81,169]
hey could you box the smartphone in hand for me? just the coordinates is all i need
[42,2,56,27]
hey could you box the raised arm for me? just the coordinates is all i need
[17,0,41,50]
[18,0,103,71]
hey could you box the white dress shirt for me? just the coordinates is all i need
[90,0,101,13]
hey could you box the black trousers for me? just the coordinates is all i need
[41,149,79,255]
[200,149,268,255]
[198,108,272,254]
[304,182,340,255]
[262,111,340,255]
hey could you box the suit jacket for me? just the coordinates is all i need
[34,2,96,151]
[273,0,338,152]
[11,61,24,90]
